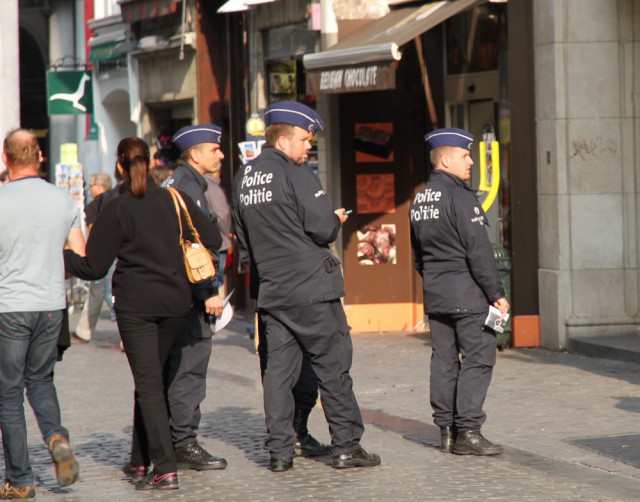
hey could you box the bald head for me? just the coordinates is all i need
[2,129,41,180]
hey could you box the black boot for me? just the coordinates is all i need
[453,430,504,456]
[293,408,330,457]
[439,426,456,453]
[332,447,381,469]
[174,442,228,470]
[269,457,293,472]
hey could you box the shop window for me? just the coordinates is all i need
[266,59,309,105]
[267,60,296,101]
[445,4,503,75]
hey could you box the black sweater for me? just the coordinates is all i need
[64,180,222,317]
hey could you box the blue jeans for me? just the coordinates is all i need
[0,311,69,486]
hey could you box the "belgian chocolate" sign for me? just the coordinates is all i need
[306,62,396,95]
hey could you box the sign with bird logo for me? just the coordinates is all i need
[46,71,94,115]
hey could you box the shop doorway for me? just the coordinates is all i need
[338,87,424,332]
[446,90,503,246]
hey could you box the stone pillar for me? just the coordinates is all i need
[535,0,637,348]
[49,0,78,168]
[0,1,20,152]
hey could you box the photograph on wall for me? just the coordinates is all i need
[354,122,394,162]
[356,173,395,214]
[267,59,298,103]
[356,224,396,265]
[269,72,296,96]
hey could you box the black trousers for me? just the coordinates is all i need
[261,301,364,460]
[257,312,319,414]
[118,311,186,474]
[428,312,497,431]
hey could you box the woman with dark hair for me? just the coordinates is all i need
[64,137,222,491]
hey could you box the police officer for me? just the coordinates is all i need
[159,125,227,470]
[409,128,510,456]
[232,101,380,472]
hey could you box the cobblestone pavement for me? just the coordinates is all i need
[6,308,640,501]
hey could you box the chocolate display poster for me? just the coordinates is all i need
[354,122,394,163]
[356,224,397,265]
[356,173,395,214]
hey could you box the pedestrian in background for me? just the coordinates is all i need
[64,137,222,491]
[160,125,228,472]
[0,129,83,499]
[409,128,509,456]
[232,101,380,472]
[72,172,116,344]
[204,168,232,297]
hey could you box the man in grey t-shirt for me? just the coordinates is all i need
[0,129,85,498]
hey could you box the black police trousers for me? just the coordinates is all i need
[165,306,213,448]
[428,312,497,431]
[260,300,364,460]
[257,313,319,413]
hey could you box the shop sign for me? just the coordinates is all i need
[306,62,396,95]
[88,42,123,62]
[46,71,93,115]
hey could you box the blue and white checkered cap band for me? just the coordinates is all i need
[424,128,474,151]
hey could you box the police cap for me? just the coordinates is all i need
[424,128,474,151]
[172,124,222,152]
[263,101,324,133]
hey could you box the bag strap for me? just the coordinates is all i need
[167,187,204,245]
[167,188,185,246]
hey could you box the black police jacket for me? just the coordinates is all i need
[163,161,220,300]
[163,161,213,220]
[409,169,504,315]
[231,146,344,310]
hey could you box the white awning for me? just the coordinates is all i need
[218,0,276,14]
[303,0,478,71]
[217,0,248,13]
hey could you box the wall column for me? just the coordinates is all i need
[0,1,20,153]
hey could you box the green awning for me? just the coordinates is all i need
[88,42,124,62]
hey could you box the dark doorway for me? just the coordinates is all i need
[20,28,49,175]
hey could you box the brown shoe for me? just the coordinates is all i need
[0,481,35,499]
[48,434,79,487]
[70,333,89,344]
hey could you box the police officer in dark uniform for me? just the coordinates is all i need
[157,125,227,470]
[232,101,380,472]
[409,128,510,456]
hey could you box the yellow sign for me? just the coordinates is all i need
[478,141,500,213]
[246,115,265,137]
[60,143,78,165]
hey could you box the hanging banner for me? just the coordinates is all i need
[46,71,93,115]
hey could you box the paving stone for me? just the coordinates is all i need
[2,308,639,501]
